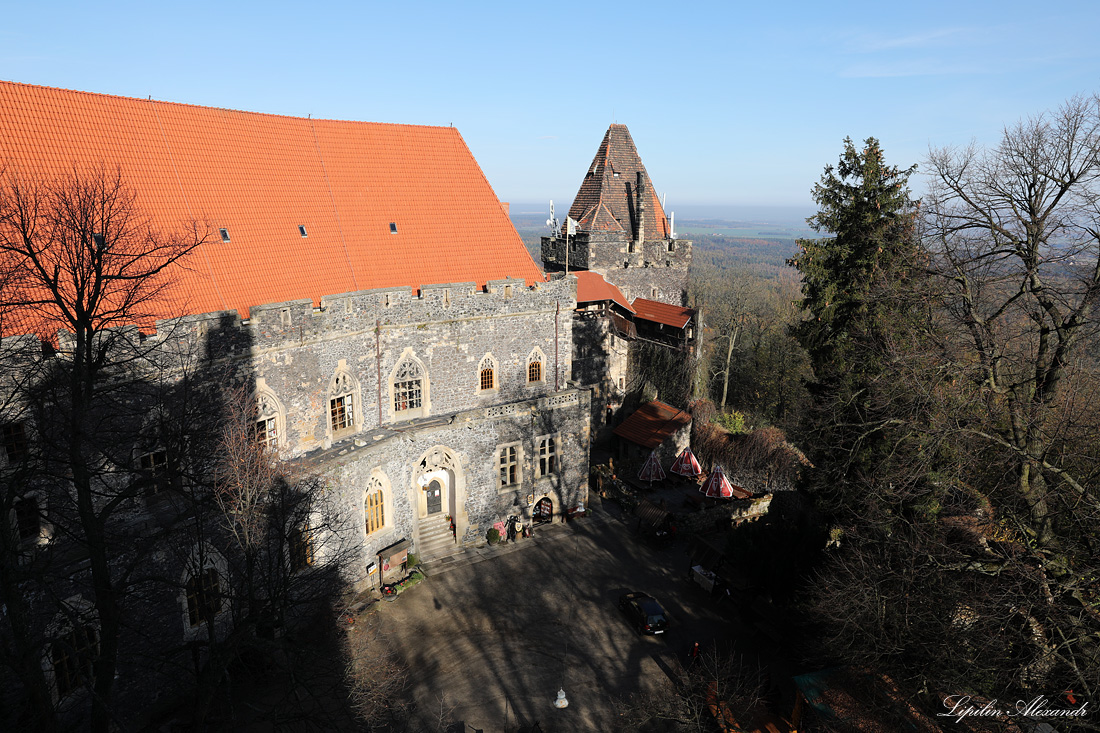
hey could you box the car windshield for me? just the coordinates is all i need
[646,615,666,625]
[638,599,663,615]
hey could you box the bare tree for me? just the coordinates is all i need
[924,96,1100,697]
[0,166,206,732]
[611,649,766,733]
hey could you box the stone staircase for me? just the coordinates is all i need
[417,514,460,562]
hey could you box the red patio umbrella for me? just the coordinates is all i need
[670,446,703,477]
[638,450,666,483]
[701,464,736,498]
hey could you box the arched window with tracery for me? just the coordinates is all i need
[527,350,544,384]
[478,354,496,391]
[256,390,282,450]
[329,371,357,437]
[392,356,425,419]
[365,478,386,535]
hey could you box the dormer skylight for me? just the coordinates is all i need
[219,228,230,243]
[389,222,398,234]
[299,225,308,237]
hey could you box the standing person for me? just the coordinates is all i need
[507,516,517,542]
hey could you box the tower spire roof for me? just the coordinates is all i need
[567,124,669,239]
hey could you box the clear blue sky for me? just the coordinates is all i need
[4,0,1099,216]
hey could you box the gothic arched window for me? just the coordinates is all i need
[329,371,357,437]
[392,358,424,416]
[478,354,496,391]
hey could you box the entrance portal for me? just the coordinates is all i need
[533,497,553,524]
[426,480,443,515]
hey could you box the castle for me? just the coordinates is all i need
[0,82,691,725]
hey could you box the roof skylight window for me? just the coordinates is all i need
[389,223,398,234]
[298,225,308,238]
[219,228,231,243]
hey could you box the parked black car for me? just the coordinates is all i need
[618,591,669,635]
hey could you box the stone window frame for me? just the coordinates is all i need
[137,447,177,497]
[535,433,560,479]
[10,488,53,555]
[327,369,361,441]
[389,350,429,422]
[2,421,29,465]
[363,471,393,539]
[288,522,315,573]
[43,596,99,704]
[526,348,546,385]
[497,442,522,492]
[477,353,498,392]
[255,387,285,452]
[179,544,230,638]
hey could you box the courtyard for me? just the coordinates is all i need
[364,498,762,732]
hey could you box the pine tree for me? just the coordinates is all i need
[789,137,920,497]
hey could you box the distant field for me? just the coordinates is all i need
[677,224,817,240]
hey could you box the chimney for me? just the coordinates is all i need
[635,171,646,245]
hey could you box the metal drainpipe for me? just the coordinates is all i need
[376,319,383,425]
[555,301,560,392]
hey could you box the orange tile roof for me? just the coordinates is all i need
[574,271,635,313]
[567,124,670,239]
[631,297,694,329]
[613,400,692,449]
[0,81,543,335]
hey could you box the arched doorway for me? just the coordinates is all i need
[533,497,553,524]
[425,479,443,515]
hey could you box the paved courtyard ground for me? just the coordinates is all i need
[366,498,763,733]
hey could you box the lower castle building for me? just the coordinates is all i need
[0,81,688,727]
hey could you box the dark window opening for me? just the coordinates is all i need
[298,225,308,237]
[14,497,40,541]
[186,568,222,627]
[219,228,230,243]
[3,422,28,463]
[52,625,98,698]
[389,223,398,234]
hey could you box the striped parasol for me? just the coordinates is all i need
[670,446,703,477]
[638,450,666,483]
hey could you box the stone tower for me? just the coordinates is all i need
[542,124,692,306]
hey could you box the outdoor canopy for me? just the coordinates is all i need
[670,446,703,477]
[701,464,736,498]
[638,450,666,483]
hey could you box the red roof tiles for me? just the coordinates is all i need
[0,81,542,334]
[631,297,694,329]
[574,271,635,313]
[613,400,692,449]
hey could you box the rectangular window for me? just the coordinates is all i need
[394,379,422,413]
[140,450,171,495]
[52,625,97,698]
[537,435,558,478]
[366,490,385,534]
[2,422,28,463]
[186,568,222,627]
[219,228,230,243]
[330,395,354,432]
[289,526,314,571]
[256,417,278,450]
[14,497,40,541]
[498,444,520,488]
